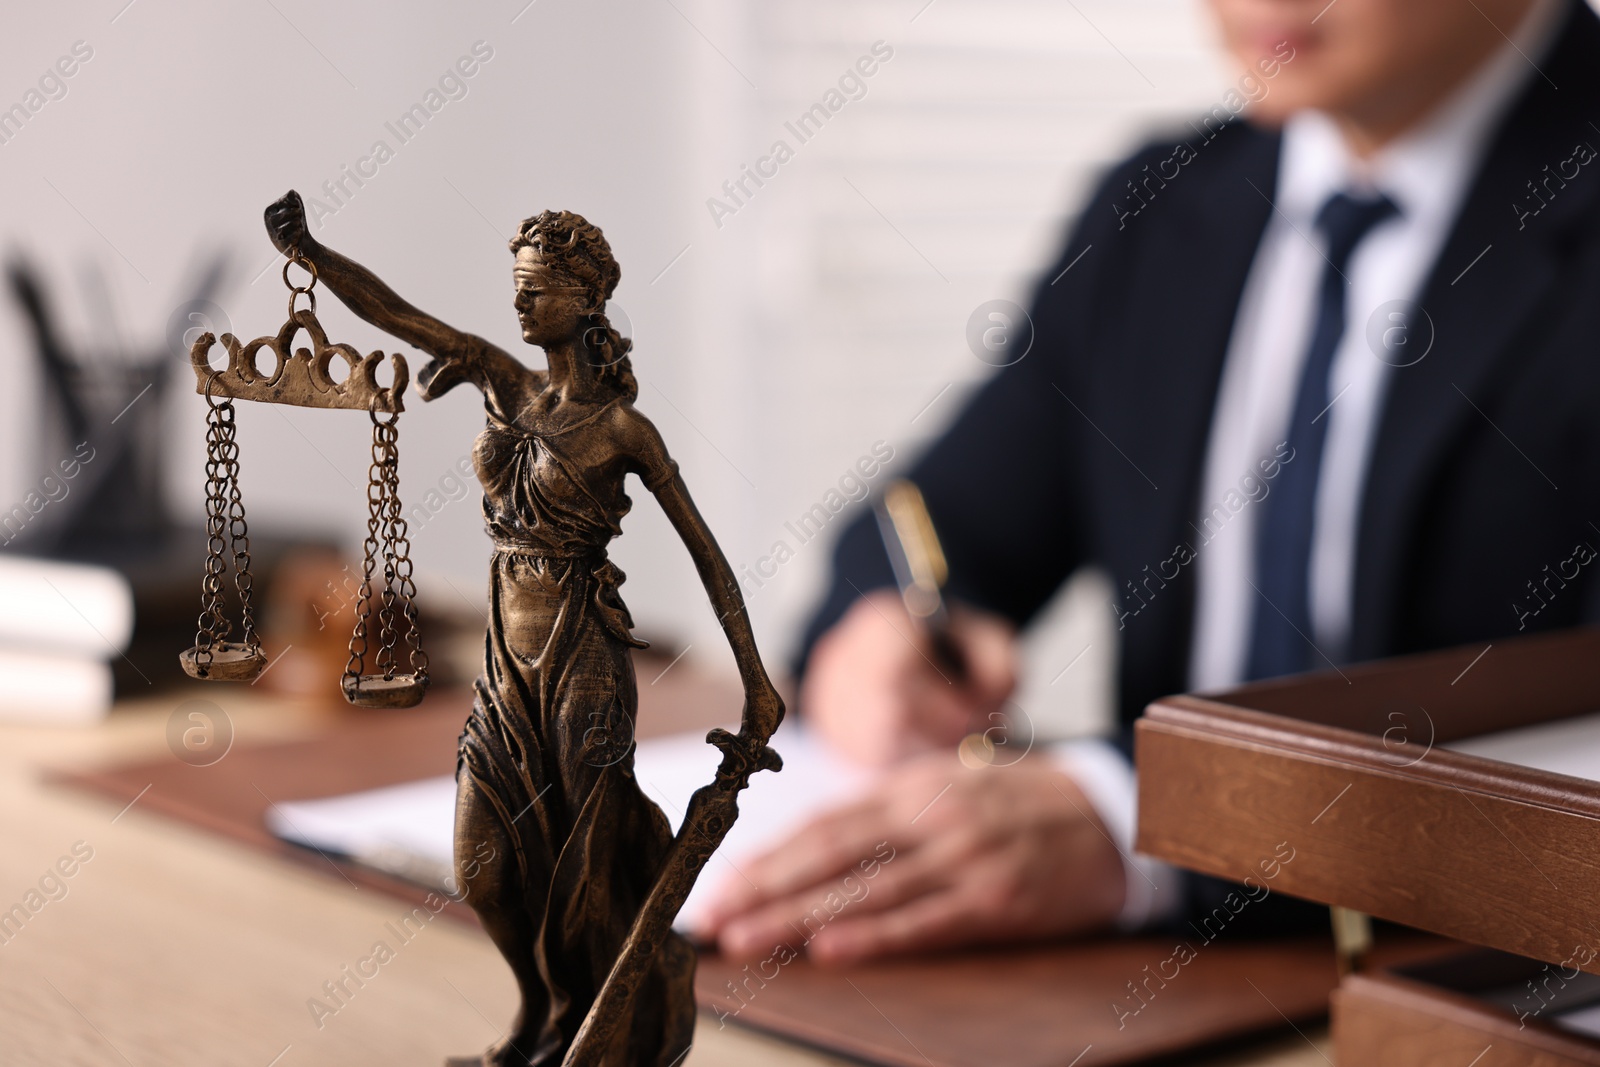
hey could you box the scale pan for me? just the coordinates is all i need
[342,673,428,709]
[180,642,267,682]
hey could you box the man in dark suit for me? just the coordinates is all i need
[700,0,1600,963]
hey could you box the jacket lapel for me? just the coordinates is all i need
[1100,123,1280,698]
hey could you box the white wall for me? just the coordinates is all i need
[0,0,1241,736]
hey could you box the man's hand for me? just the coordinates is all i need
[696,752,1126,965]
[803,591,1019,766]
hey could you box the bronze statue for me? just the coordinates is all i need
[257,191,785,1066]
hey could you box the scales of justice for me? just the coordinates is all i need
[180,190,785,1067]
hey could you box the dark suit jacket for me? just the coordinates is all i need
[802,0,1600,733]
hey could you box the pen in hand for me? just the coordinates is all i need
[873,479,967,684]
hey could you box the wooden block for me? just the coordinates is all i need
[1136,627,1600,973]
[1334,971,1600,1066]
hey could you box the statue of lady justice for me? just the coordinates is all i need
[263,191,784,1067]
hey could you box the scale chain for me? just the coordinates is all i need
[188,388,262,678]
[222,407,259,655]
[343,416,386,692]
[385,422,426,683]
[194,400,232,670]
[342,408,428,698]
[374,418,400,680]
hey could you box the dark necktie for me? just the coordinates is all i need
[1245,190,1399,681]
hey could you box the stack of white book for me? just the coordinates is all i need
[0,554,135,725]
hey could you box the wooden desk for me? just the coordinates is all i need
[0,690,1329,1067]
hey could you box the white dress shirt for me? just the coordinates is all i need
[1188,0,1564,690]
[1055,0,1564,929]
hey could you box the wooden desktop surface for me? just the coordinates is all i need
[0,687,1330,1067]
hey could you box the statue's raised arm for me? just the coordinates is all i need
[263,190,537,417]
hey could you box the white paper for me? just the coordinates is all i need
[266,723,876,931]
[1443,709,1600,783]
[1557,1002,1600,1039]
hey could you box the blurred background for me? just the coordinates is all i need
[0,0,1248,737]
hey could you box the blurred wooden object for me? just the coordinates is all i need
[1334,969,1600,1066]
[1137,627,1600,1065]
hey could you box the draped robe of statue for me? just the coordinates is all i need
[456,394,694,1066]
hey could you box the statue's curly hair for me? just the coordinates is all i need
[509,210,637,400]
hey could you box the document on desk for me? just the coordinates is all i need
[1443,708,1600,782]
[264,723,876,930]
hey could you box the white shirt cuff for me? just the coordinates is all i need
[1047,738,1183,931]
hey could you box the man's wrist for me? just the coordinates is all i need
[1046,738,1184,930]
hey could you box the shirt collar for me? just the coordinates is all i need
[1275,0,1566,228]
